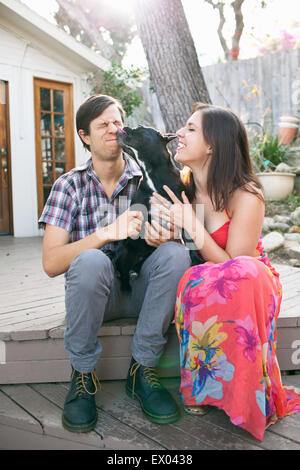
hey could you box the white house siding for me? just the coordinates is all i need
[0,17,93,237]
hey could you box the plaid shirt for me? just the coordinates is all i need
[39,153,143,253]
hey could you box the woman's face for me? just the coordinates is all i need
[175,110,211,168]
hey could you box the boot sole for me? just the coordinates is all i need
[62,413,98,433]
[126,385,180,425]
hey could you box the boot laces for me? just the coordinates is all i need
[129,362,161,398]
[72,370,101,397]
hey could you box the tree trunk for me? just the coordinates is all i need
[133,0,211,132]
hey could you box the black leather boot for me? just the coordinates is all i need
[62,368,100,433]
[126,357,180,425]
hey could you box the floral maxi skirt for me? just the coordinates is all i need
[175,255,300,440]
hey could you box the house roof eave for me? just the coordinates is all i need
[0,0,111,73]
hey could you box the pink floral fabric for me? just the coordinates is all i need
[175,248,300,440]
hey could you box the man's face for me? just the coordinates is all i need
[79,104,124,161]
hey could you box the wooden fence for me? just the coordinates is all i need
[201,49,300,134]
[144,48,300,135]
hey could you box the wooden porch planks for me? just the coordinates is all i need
[0,311,65,341]
[0,389,42,435]
[275,264,300,370]
[97,384,262,450]
[32,383,164,450]
[199,402,300,450]
[0,424,104,450]
[0,382,164,450]
[99,377,300,450]
[1,375,300,450]
[96,392,216,450]
[277,263,300,325]
[0,383,104,449]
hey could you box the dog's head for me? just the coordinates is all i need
[117,125,176,166]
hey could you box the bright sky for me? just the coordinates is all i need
[21,0,300,66]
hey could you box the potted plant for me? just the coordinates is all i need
[250,132,296,201]
[278,115,299,145]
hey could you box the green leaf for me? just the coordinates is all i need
[90,62,145,116]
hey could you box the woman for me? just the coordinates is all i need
[152,103,300,441]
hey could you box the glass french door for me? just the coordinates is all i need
[0,80,12,234]
[34,78,75,218]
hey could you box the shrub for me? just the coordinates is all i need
[250,134,291,172]
[90,61,144,117]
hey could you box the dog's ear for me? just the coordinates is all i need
[162,133,177,143]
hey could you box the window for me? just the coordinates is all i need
[34,78,75,217]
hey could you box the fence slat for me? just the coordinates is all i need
[201,49,300,132]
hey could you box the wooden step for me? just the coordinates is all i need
[1,235,299,384]
[0,319,180,384]
[0,313,300,384]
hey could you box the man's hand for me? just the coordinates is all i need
[104,208,144,241]
[144,218,180,248]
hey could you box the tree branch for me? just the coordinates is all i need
[217,3,232,61]
[230,0,245,59]
[204,0,247,61]
[204,0,231,61]
[55,0,118,61]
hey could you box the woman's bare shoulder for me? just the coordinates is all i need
[229,184,265,216]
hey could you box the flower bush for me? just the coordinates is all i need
[253,28,300,56]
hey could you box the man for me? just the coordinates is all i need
[39,94,191,432]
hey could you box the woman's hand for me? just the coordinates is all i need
[151,186,202,238]
[144,218,179,247]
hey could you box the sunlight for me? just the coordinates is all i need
[20,0,136,23]
[20,0,58,24]
[100,0,137,27]
[20,0,300,66]
[107,0,135,14]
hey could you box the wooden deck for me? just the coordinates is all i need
[1,375,300,450]
[0,235,300,450]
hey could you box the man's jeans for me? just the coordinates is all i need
[64,242,191,373]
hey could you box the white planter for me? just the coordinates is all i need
[279,115,300,124]
[256,172,296,201]
[278,115,299,144]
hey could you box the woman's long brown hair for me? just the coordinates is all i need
[181,103,264,211]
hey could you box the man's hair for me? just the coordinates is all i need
[76,94,126,151]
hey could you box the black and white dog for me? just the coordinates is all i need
[112,125,201,291]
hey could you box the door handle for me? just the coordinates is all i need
[1,156,8,185]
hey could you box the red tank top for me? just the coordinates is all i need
[208,209,264,257]
[209,209,231,250]
[206,209,277,278]
[210,221,230,249]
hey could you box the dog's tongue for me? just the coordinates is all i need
[118,128,126,134]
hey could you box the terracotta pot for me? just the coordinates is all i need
[256,172,296,201]
[278,115,299,145]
